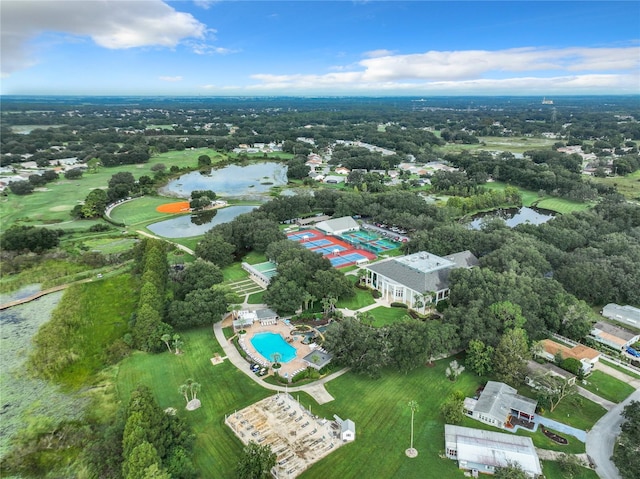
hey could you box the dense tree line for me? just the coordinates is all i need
[130,239,173,352]
[612,401,640,479]
[324,316,457,378]
[0,225,63,253]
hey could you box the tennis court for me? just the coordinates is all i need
[287,229,376,268]
[340,230,400,253]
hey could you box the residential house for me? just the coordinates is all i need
[445,425,542,477]
[323,175,345,184]
[363,250,478,308]
[464,381,537,430]
[333,416,356,442]
[538,339,600,375]
[334,167,351,175]
[525,360,576,390]
[590,321,640,351]
[601,304,640,328]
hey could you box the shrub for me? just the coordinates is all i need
[371,289,382,298]
[88,223,112,232]
[390,302,408,308]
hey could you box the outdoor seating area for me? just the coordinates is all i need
[238,335,270,368]
[226,393,348,478]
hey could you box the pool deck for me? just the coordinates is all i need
[223,315,319,379]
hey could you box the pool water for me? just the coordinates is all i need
[250,332,297,363]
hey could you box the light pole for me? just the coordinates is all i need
[406,400,419,458]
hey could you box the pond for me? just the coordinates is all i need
[147,205,257,238]
[467,206,555,230]
[159,162,288,200]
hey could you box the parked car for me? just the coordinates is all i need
[626,346,640,358]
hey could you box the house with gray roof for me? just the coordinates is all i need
[362,250,478,310]
[590,321,640,351]
[445,424,542,477]
[602,303,640,328]
[465,381,537,430]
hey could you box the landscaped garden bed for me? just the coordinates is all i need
[541,426,568,445]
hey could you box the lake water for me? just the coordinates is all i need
[159,162,288,199]
[147,205,257,238]
[467,206,555,230]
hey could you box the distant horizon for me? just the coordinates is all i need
[1,1,638,96]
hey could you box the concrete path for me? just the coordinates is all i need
[577,386,616,410]
[212,321,348,404]
[136,230,195,255]
[595,361,640,388]
[536,416,587,443]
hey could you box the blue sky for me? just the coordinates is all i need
[1,1,639,96]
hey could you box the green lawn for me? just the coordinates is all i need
[369,306,412,327]
[580,370,636,403]
[542,460,599,479]
[589,170,640,201]
[335,278,376,310]
[246,290,265,304]
[109,196,184,226]
[483,182,591,214]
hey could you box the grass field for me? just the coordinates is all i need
[483,182,591,213]
[542,460,599,479]
[369,306,411,327]
[580,370,636,403]
[600,359,640,380]
[435,136,558,155]
[335,277,376,310]
[0,147,223,229]
[589,170,640,201]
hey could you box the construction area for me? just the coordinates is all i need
[225,393,354,478]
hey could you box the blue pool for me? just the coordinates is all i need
[250,332,297,363]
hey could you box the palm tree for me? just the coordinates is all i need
[407,400,419,457]
[178,384,190,404]
[161,334,173,353]
[271,352,282,368]
[189,381,201,400]
[172,334,182,354]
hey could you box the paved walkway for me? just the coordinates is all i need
[595,361,640,388]
[536,416,587,443]
[577,386,615,410]
[212,321,348,405]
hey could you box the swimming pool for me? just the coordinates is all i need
[250,332,297,363]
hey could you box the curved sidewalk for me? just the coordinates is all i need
[212,321,348,405]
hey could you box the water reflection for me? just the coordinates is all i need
[467,206,555,230]
[160,162,287,199]
[148,205,257,238]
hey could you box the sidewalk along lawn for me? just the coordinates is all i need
[580,370,636,403]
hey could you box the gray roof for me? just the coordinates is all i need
[475,381,537,419]
[341,419,356,434]
[255,308,278,320]
[444,250,480,269]
[602,304,640,326]
[303,350,333,368]
[526,360,575,381]
[316,216,358,233]
[593,321,639,342]
[367,258,451,293]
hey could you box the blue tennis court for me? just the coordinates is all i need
[288,231,322,241]
[301,239,333,249]
[329,252,370,267]
[312,245,347,255]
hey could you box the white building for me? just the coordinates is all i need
[334,416,356,442]
[363,251,478,308]
[601,304,640,328]
[464,381,537,430]
[315,216,359,236]
[445,425,542,477]
[590,321,640,351]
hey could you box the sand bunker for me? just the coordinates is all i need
[156,201,190,213]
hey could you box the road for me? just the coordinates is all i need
[586,373,640,479]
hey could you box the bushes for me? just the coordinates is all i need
[371,289,382,299]
[390,302,408,308]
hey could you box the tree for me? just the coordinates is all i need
[440,391,464,424]
[172,334,183,354]
[161,334,173,353]
[123,441,162,479]
[494,461,530,479]
[557,453,585,478]
[407,400,419,455]
[195,233,236,267]
[81,188,109,218]
[197,154,211,167]
[534,373,577,412]
[465,339,494,376]
[172,258,224,300]
[446,360,465,381]
[1,225,61,253]
[64,167,84,179]
[613,401,640,479]
[493,328,530,387]
[236,441,276,479]
[8,180,34,195]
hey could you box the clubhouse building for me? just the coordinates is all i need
[362,250,478,310]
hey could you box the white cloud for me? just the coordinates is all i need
[244,45,640,94]
[362,49,396,58]
[159,76,183,82]
[193,0,218,9]
[1,0,207,76]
